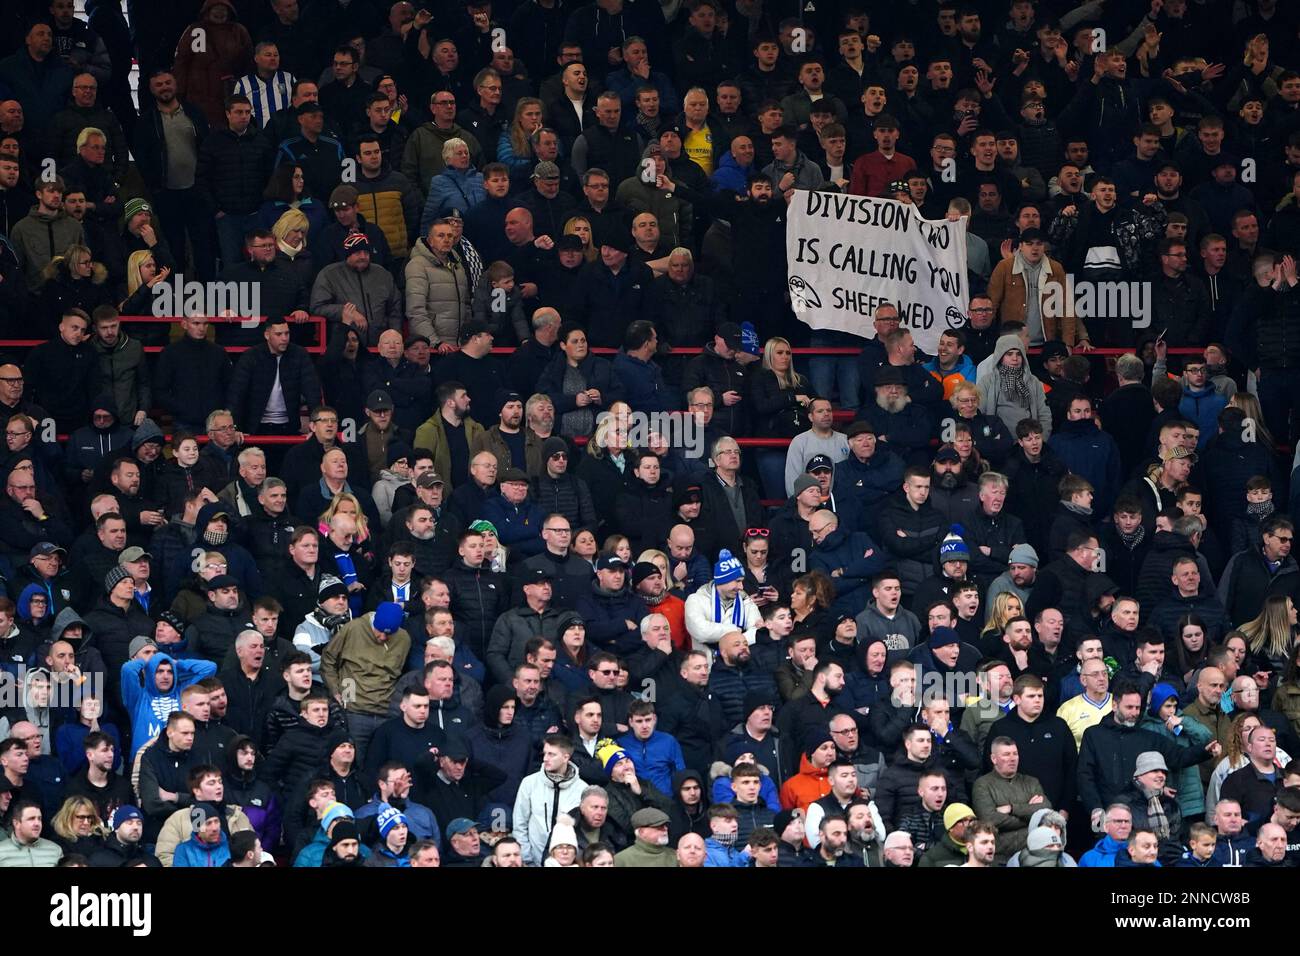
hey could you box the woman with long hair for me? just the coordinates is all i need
[498,97,545,175]
[120,249,172,318]
[1230,391,1276,452]
[1238,595,1297,674]
[751,336,815,498]
[790,571,834,644]
[319,492,373,546]
[980,591,1023,654]
[1206,711,1293,810]
[950,421,988,480]
[563,215,598,263]
[1172,613,1211,682]
[50,796,108,855]
[260,164,327,235]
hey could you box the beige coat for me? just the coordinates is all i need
[986,254,1088,346]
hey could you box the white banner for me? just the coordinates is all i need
[786,191,970,354]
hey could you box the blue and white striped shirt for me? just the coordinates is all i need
[232,70,297,128]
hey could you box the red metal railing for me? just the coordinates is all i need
[0,315,328,354]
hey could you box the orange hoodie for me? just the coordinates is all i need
[779,754,833,812]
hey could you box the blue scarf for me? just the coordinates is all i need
[333,550,362,615]
[713,586,745,629]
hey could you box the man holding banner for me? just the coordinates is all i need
[784,189,971,362]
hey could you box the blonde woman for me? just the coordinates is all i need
[980,591,1023,650]
[51,796,108,856]
[751,335,815,498]
[270,207,315,290]
[38,242,112,332]
[120,249,172,318]
[319,492,372,545]
[578,411,630,534]
[499,97,545,174]
[564,216,597,262]
[1238,595,1298,673]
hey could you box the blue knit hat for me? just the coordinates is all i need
[939,525,970,562]
[928,626,960,649]
[376,803,410,838]
[740,321,761,356]
[1148,682,1179,719]
[714,549,743,585]
[372,602,404,634]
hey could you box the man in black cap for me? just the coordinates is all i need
[357,389,408,485]
[570,228,655,350]
[486,566,565,684]
[577,556,649,656]
[471,390,540,477]
[528,437,597,538]
[433,320,503,421]
[276,100,346,202]
[309,232,403,348]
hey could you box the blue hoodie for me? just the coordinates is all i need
[173,831,231,867]
[1078,834,1126,867]
[120,651,217,759]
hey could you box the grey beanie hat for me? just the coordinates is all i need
[1008,543,1039,568]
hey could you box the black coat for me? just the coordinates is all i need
[984,709,1078,810]
[1077,714,1212,814]
[196,125,275,216]
[698,471,765,561]
[657,682,726,777]
[227,343,323,433]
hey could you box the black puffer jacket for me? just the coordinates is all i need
[443,560,507,660]
[196,124,275,215]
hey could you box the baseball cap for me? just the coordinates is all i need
[805,454,834,473]
[717,322,743,350]
[596,555,627,572]
[366,389,394,411]
[119,546,152,564]
[30,542,66,560]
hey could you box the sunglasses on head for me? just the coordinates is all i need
[744,528,770,538]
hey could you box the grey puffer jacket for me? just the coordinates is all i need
[403,238,470,347]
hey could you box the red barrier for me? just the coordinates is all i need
[0,315,329,354]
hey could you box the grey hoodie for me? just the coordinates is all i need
[975,334,1053,439]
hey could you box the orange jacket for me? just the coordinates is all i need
[779,754,832,812]
[654,593,690,654]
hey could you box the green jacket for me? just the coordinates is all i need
[614,838,679,867]
[1182,699,1234,785]
[320,613,411,716]
[971,771,1048,863]
[918,832,968,867]
[412,411,486,493]
[0,833,62,867]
